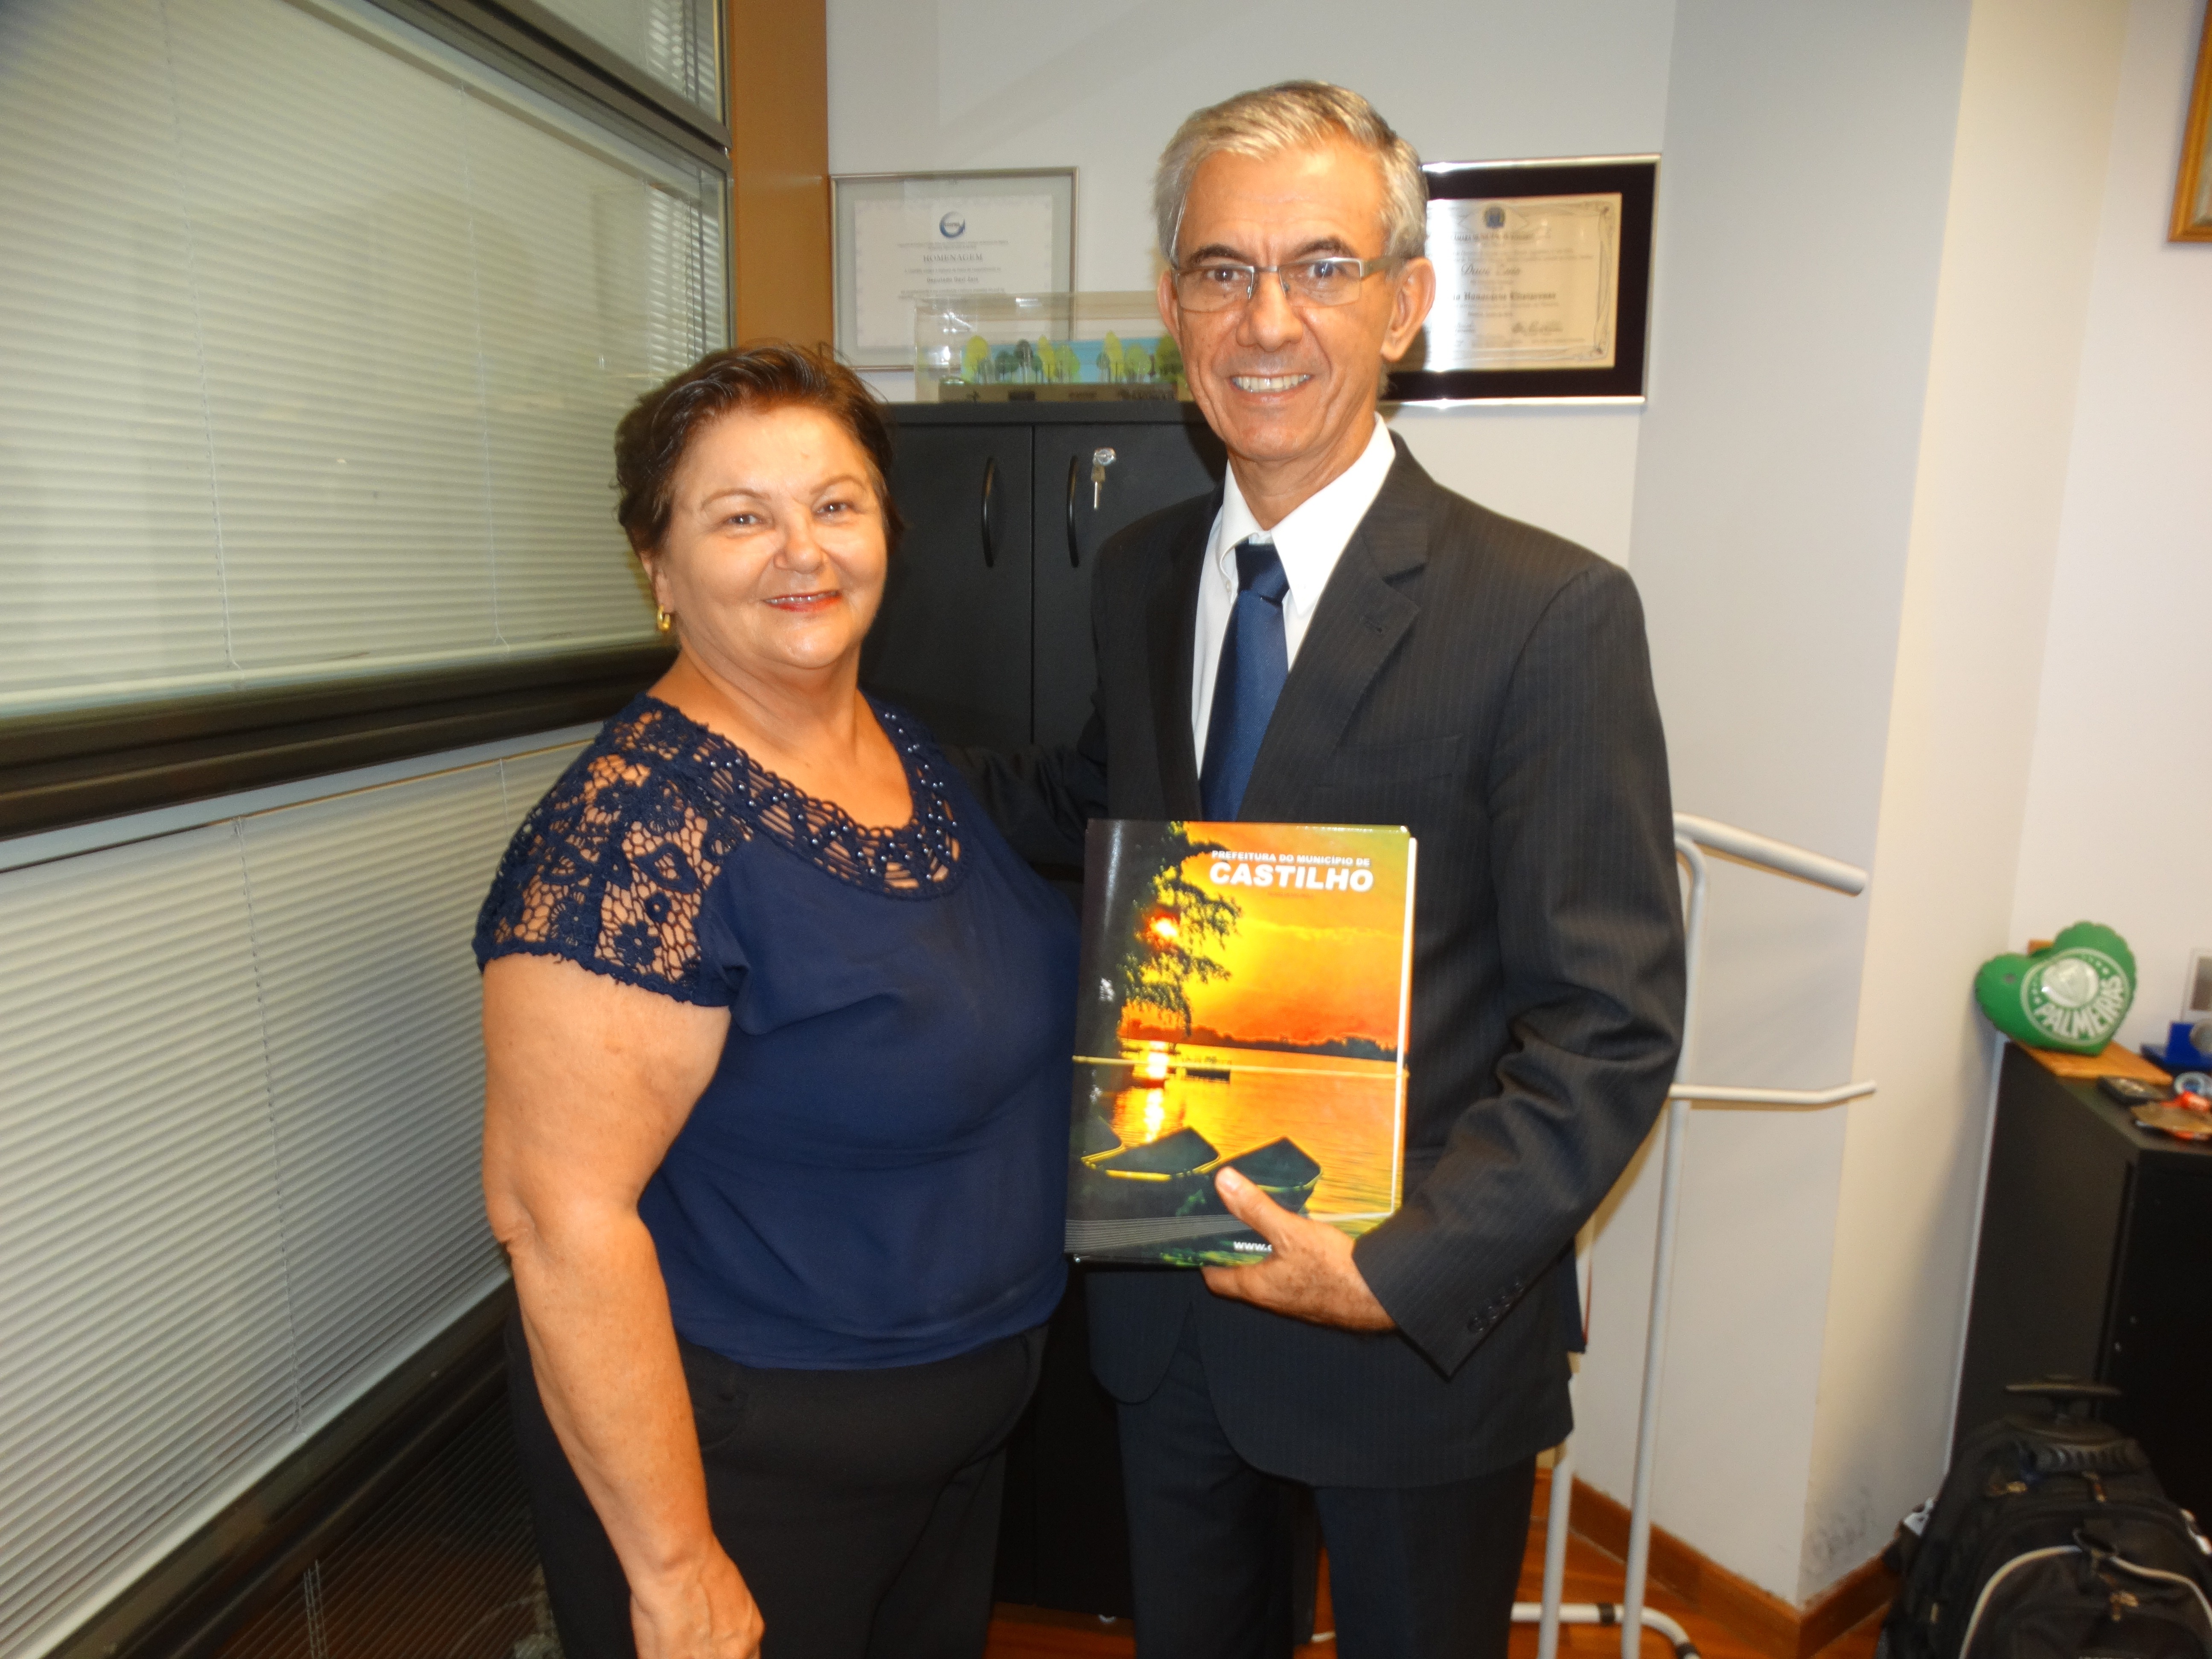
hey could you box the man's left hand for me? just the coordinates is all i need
[1199,1168,1395,1331]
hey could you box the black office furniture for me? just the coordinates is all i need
[1953,1045,2212,1519]
[866,402,1226,754]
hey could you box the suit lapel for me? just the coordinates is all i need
[1145,510,1210,818]
[1237,443,1430,824]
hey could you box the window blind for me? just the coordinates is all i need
[0,0,726,722]
[0,830,297,1659]
[0,738,584,1659]
[238,769,513,1415]
[528,0,721,120]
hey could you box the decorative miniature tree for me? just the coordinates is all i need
[961,334,990,383]
[1100,330,1125,382]
[1154,334,1184,390]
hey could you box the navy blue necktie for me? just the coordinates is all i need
[1200,538,1289,821]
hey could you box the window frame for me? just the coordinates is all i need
[380,0,730,160]
[0,646,672,841]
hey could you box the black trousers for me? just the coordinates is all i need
[1115,1316,1537,1659]
[506,1315,1045,1659]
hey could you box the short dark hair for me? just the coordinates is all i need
[613,343,902,556]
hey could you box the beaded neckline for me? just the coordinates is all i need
[633,694,966,900]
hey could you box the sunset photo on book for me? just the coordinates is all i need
[1066,820,1416,1266]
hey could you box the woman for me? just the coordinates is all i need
[475,345,1076,1659]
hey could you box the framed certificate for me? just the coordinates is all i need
[1387,156,1658,404]
[832,170,1076,369]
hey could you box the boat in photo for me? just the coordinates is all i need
[1073,1121,1322,1221]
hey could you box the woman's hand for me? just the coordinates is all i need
[631,1545,765,1659]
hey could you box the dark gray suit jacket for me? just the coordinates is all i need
[960,437,1684,1486]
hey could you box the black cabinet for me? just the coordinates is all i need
[1031,416,1228,745]
[865,403,1226,751]
[864,404,1225,1620]
[863,422,1034,749]
[1954,1046,2212,1517]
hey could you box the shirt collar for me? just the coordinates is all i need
[1214,415,1397,613]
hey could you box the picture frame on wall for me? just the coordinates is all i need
[1387,155,1658,405]
[832,169,1076,370]
[2172,8,2212,242]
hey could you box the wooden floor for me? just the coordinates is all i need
[983,1480,1886,1659]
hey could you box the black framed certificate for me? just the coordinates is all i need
[1387,156,1657,404]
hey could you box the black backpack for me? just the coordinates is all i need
[1879,1381,2212,1659]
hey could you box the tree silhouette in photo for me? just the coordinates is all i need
[1109,824,1242,1036]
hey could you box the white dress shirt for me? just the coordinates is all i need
[1190,414,1397,764]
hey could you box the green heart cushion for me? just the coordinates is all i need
[1974,922,2137,1054]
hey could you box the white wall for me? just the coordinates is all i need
[829,0,1678,291]
[826,0,1674,565]
[1802,0,2129,1598]
[2009,0,2212,1055]
[1571,0,1971,1600]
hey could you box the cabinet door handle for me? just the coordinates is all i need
[980,456,998,569]
[1065,454,1081,568]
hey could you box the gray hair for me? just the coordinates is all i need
[1153,81,1428,266]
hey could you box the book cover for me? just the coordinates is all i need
[1065,820,1417,1266]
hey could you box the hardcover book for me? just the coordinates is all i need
[1065,820,1417,1266]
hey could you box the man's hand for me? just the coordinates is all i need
[1199,1167,1395,1331]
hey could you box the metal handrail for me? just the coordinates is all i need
[1671,813,1870,896]
[1670,1081,1878,1106]
[1527,814,1876,1659]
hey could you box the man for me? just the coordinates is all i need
[963,82,1684,1659]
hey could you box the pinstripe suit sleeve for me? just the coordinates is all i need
[943,713,1108,868]
[1352,560,1685,1374]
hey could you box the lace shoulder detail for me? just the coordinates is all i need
[473,699,748,1004]
[473,696,966,1001]
[661,697,966,899]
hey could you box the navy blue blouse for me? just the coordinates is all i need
[474,695,1074,1370]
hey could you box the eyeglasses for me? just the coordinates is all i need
[1170,256,1400,313]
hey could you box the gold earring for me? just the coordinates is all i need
[655,606,673,634]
